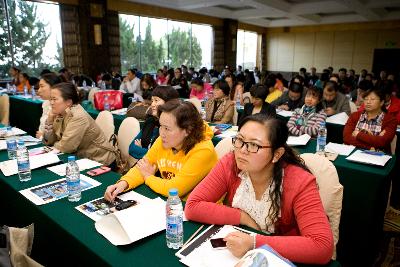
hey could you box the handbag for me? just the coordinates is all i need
[126,101,151,121]
[97,134,130,174]
[94,90,123,111]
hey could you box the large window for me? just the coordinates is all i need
[119,14,212,74]
[236,30,258,70]
[0,0,63,77]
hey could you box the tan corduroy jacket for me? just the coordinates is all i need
[43,104,115,165]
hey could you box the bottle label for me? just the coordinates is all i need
[17,161,30,172]
[167,215,183,235]
[6,140,17,150]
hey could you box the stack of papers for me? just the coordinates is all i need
[326,112,349,125]
[286,134,311,146]
[325,142,355,156]
[47,158,102,176]
[111,108,127,116]
[0,153,60,176]
[0,127,26,138]
[0,139,40,150]
[19,175,101,205]
[276,110,294,117]
[346,150,392,166]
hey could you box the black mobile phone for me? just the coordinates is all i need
[115,200,137,211]
[210,238,227,249]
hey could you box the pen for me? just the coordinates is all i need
[361,150,385,156]
[182,225,204,248]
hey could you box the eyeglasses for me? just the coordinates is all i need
[232,136,272,153]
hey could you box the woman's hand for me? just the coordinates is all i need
[136,158,156,181]
[278,104,289,111]
[224,231,254,258]
[240,211,261,231]
[104,180,128,202]
[134,139,142,147]
[352,129,360,137]
[36,131,43,139]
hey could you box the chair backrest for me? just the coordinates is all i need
[349,100,357,113]
[95,111,115,141]
[243,92,251,104]
[188,97,202,113]
[300,153,343,259]
[88,88,99,104]
[0,94,10,125]
[215,137,233,159]
[118,117,140,166]
[391,135,397,155]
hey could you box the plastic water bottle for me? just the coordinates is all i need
[236,93,241,108]
[166,188,183,249]
[101,81,106,90]
[6,127,17,160]
[82,80,87,90]
[104,94,111,111]
[316,121,327,153]
[65,155,81,202]
[6,83,10,93]
[31,87,36,100]
[16,140,31,182]
[23,85,28,96]
[12,85,16,95]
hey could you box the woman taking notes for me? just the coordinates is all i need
[105,100,218,200]
[43,82,115,165]
[185,115,333,264]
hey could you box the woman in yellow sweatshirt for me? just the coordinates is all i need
[105,100,218,200]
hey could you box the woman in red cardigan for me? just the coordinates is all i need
[185,115,333,264]
[344,87,397,153]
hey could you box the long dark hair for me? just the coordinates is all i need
[238,114,310,227]
[158,100,205,154]
[51,82,80,104]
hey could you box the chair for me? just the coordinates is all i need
[215,137,233,159]
[349,100,357,113]
[243,92,251,104]
[188,97,202,113]
[95,111,115,142]
[88,88,99,104]
[300,153,343,259]
[0,94,10,125]
[118,117,140,167]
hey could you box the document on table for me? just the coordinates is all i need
[111,108,127,115]
[19,175,101,205]
[0,153,60,176]
[326,112,349,125]
[286,134,311,146]
[47,158,102,176]
[0,127,26,138]
[346,150,392,166]
[325,142,355,156]
[0,139,40,150]
[95,197,167,245]
[276,109,294,118]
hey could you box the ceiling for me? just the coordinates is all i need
[124,0,400,27]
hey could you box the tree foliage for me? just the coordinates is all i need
[119,16,202,73]
[0,0,61,77]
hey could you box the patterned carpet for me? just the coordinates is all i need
[373,207,400,267]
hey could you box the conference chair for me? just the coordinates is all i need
[88,88,99,104]
[300,153,343,259]
[95,111,115,142]
[117,117,140,167]
[0,94,10,125]
[214,137,233,159]
[349,100,357,113]
[188,97,202,113]
[242,92,251,104]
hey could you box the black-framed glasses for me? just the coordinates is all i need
[232,136,272,153]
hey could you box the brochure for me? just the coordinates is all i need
[326,112,349,125]
[286,134,311,146]
[346,149,392,166]
[19,175,101,205]
[0,153,60,176]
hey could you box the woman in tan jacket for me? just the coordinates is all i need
[43,82,115,166]
[205,80,235,124]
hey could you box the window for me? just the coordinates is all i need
[119,14,212,74]
[0,0,63,77]
[236,30,258,70]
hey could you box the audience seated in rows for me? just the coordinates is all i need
[271,81,304,111]
[189,78,212,100]
[322,81,351,116]
[204,80,235,124]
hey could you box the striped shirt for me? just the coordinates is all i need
[287,106,327,137]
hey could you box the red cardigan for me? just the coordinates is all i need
[343,111,397,153]
[358,96,400,125]
[185,153,334,264]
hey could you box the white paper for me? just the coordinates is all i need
[326,112,349,125]
[47,158,102,176]
[95,197,167,245]
[0,127,27,138]
[111,108,127,115]
[235,246,295,267]
[325,142,355,156]
[19,175,101,205]
[276,110,294,117]
[346,150,392,166]
[0,153,60,176]
[286,134,311,146]
[0,140,40,150]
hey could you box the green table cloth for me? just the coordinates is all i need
[0,147,340,267]
[9,95,43,136]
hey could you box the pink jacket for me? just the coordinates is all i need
[190,83,213,100]
[185,152,334,264]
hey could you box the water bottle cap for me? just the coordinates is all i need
[6,126,12,131]
[17,140,25,145]
[169,188,178,196]
[68,155,76,162]
[320,121,326,126]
